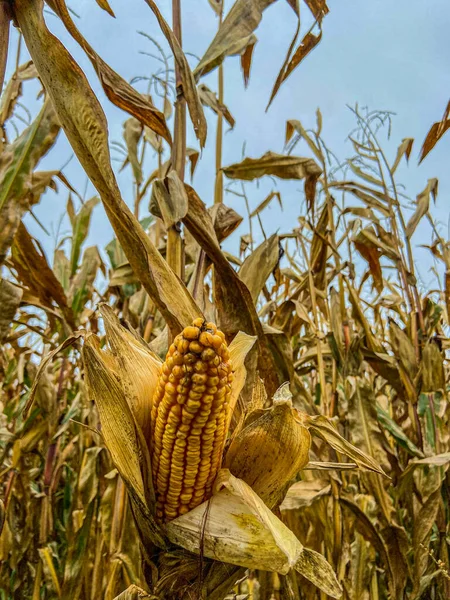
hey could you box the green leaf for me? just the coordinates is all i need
[69,196,100,276]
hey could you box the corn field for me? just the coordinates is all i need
[1,1,450,599]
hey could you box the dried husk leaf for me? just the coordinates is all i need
[166,471,341,597]
[82,337,146,504]
[82,336,166,550]
[99,304,162,438]
[227,331,257,430]
[225,394,311,509]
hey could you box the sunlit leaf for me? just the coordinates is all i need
[419,99,450,163]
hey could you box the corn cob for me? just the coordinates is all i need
[150,318,233,523]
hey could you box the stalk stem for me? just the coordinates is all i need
[168,0,185,279]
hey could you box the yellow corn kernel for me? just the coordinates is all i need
[150,320,232,523]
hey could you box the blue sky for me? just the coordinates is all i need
[4,0,450,290]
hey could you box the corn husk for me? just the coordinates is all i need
[224,384,311,509]
[165,470,342,598]
[81,312,256,549]
[100,303,162,439]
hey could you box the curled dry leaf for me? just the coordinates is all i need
[166,470,342,598]
[208,202,243,243]
[239,234,280,303]
[304,414,387,476]
[0,60,39,127]
[391,137,414,173]
[122,118,143,185]
[223,151,322,182]
[406,178,438,238]
[198,83,235,128]
[240,35,256,87]
[419,99,450,163]
[193,0,271,80]
[150,170,189,229]
[268,26,323,109]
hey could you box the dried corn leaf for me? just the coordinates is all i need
[0,60,39,126]
[305,0,329,22]
[183,185,282,397]
[113,586,152,600]
[406,178,438,238]
[304,414,387,476]
[123,118,143,185]
[346,379,391,476]
[412,489,441,594]
[82,338,166,551]
[193,0,272,79]
[68,196,100,276]
[94,0,115,16]
[198,83,235,128]
[0,4,10,99]
[249,191,282,218]
[239,234,280,303]
[268,28,322,109]
[285,119,322,162]
[419,99,450,163]
[391,137,414,173]
[353,229,383,293]
[280,481,331,511]
[24,331,85,414]
[240,36,256,86]
[14,0,201,333]
[209,202,243,242]
[150,170,189,228]
[223,151,321,182]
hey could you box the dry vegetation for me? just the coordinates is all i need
[1,1,450,599]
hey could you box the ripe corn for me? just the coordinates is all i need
[150,318,233,523]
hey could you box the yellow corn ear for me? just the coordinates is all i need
[150,318,233,523]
